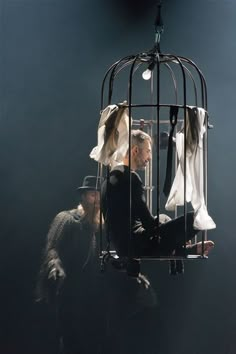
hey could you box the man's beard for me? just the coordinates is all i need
[136,159,147,170]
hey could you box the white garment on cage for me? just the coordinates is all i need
[165,106,216,230]
[90,101,131,167]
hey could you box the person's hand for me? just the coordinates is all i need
[48,265,66,281]
[136,273,150,289]
[48,260,66,282]
[46,261,66,302]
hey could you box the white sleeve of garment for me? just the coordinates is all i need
[165,132,192,210]
[165,107,216,230]
[89,103,131,166]
[110,107,130,167]
[189,108,216,230]
[89,104,119,165]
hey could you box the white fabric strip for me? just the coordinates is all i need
[90,101,131,167]
[165,107,216,230]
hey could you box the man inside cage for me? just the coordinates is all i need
[101,129,215,260]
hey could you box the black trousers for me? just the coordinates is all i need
[158,211,197,253]
[134,212,198,256]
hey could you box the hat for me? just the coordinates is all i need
[77,176,103,194]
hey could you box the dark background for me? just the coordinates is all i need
[0,0,235,353]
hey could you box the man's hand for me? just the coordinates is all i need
[48,266,66,281]
[46,261,66,302]
[136,273,150,289]
[48,260,66,282]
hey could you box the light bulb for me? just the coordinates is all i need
[142,69,152,81]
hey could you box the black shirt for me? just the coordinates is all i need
[101,165,157,257]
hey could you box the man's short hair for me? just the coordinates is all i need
[131,129,152,148]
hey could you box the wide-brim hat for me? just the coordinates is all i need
[77,175,103,194]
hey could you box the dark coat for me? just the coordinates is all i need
[101,165,197,257]
[101,165,157,257]
[37,209,102,304]
[36,207,159,354]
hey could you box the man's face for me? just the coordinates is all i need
[82,190,100,209]
[133,139,152,170]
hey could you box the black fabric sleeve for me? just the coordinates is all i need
[45,211,76,271]
[132,172,156,232]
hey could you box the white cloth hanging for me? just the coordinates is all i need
[90,101,131,167]
[165,106,216,230]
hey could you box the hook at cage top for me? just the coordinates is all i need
[90,4,216,276]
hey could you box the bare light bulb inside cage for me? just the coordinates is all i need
[142,68,152,80]
[142,60,156,80]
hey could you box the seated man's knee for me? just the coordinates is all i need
[159,214,172,224]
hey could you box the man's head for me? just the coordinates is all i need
[80,190,100,211]
[77,176,101,212]
[124,129,152,171]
